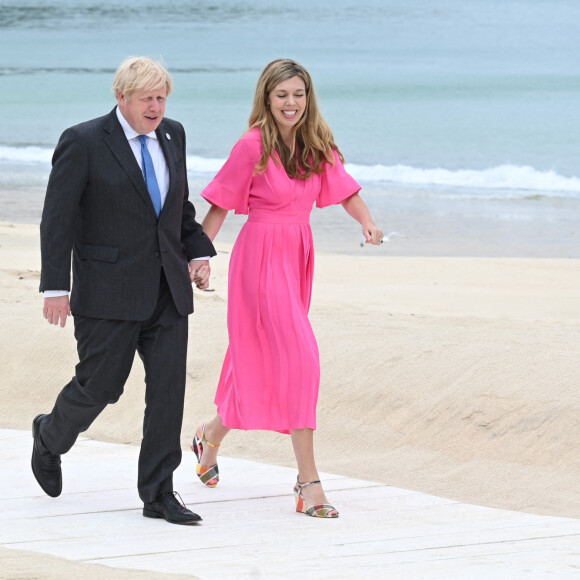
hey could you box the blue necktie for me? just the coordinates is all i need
[138,135,162,217]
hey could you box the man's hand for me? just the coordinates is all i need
[43,295,71,327]
[189,260,211,290]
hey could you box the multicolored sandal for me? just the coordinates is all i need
[294,477,339,518]
[191,425,220,488]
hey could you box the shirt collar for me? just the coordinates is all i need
[115,107,158,141]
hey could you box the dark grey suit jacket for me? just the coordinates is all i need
[40,108,216,320]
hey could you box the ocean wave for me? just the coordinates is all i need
[0,66,255,77]
[2,145,579,198]
[189,156,580,197]
[0,145,53,163]
[346,163,580,196]
[187,155,227,174]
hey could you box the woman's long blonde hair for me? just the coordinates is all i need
[248,58,344,179]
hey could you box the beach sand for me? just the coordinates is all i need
[1,221,579,577]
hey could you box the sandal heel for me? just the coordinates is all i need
[293,476,339,518]
[192,424,220,488]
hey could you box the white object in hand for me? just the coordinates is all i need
[360,231,399,247]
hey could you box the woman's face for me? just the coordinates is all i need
[267,76,306,136]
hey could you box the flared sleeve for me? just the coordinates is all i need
[201,138,257,215]
[316,149,361,208]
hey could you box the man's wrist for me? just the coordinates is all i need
[44,290,68,298]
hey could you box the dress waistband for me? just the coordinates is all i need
[248,209,311,224]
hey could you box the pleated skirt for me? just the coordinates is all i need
[214,209,319,434]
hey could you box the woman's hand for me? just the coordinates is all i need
[189,260,211,290]
[341,193,384,246]
[362,224,384,246]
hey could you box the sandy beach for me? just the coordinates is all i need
[1,220,579,577]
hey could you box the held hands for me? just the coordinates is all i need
[43,295,71,327]
[43,262,210,327]
[362,223,385,246]
[189,260,211,290]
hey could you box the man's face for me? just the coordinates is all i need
[117,86,167,135]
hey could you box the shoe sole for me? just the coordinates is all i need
[32,414,62,498]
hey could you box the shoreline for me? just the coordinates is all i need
[1,221,579,521]
[2,179,580,259]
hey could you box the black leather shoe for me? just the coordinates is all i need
[31,414,62,498]
[143,491,202,525]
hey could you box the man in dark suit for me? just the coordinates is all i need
[32,57,216,525]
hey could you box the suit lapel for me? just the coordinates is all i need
[102,108,153,212]
[156,120,178,218]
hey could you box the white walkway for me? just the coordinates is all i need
[1,429,579,579]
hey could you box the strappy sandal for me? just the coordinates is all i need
[191,424,220,488]
[293,476,339,518]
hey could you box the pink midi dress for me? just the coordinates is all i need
[202,128,360,434]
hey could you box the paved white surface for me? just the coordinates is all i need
[1,428,579,579]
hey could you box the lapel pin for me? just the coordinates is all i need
[166,133,171,140]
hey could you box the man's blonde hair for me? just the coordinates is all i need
[112,57,173,100]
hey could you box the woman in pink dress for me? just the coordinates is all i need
[192,59,384,518]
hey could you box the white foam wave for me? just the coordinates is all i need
[0,145,53,164]
[0,146,221,169]
[346,163,580,195]
[2,145,578,197]
[187,155,226,174]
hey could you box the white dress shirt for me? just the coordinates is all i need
[115,106,170,205]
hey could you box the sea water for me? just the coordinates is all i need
[1,0,579,256]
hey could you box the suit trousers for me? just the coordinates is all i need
[39,270,189,503]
